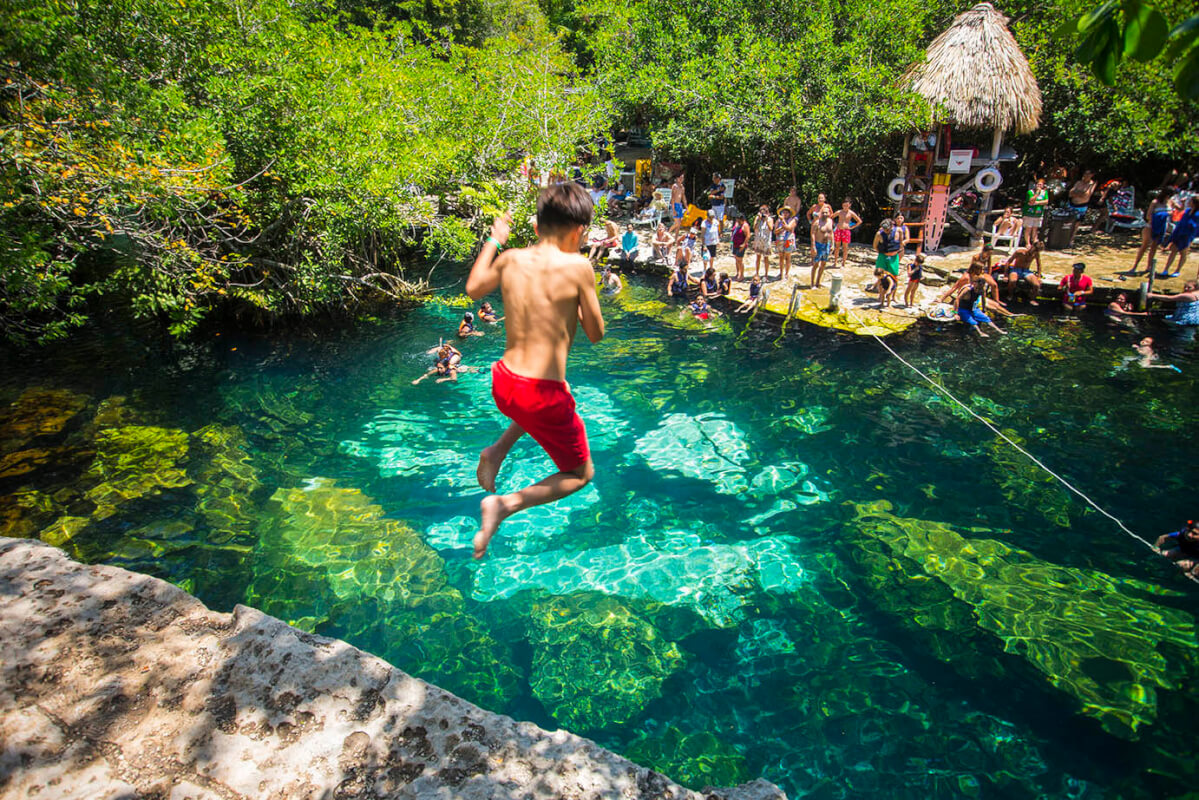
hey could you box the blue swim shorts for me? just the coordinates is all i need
[1068,203,1088,220]
[813,240,831,262]
[957,308,992,327]
[673,202,684,218]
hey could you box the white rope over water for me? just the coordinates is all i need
[834,301,1197,582]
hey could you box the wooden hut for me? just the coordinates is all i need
[894,3,1042,251]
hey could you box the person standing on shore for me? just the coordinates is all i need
[810,206,835,288]
[1022,177,1049,247]
[669,174,687,233]
[705,173,727,237]
[466,184,605,559]
[752,205,774,279]
[731,214,750,280]
[832,198,861,270]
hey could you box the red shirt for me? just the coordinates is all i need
[1064,274,1092,294]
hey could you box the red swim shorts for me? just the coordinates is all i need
[833,228,851,244]
[491,360,590,472]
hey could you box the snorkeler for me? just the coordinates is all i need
[479,301,502,323]
[1157,520,1199,577]
[458,311,485,338]
[412,342,463,384]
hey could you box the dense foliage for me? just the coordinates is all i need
[0,0,604,343]
[578,0,1197,212]
[1,0,1195,344]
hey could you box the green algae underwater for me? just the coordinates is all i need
[2,272,1198,799]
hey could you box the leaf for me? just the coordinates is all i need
[1122,2,1169,61]
[1075,19,1113,64]
[1077,0,1118,33]
[1174,48,1199,100]
[1093,35,1120,84]
[1161,13,1199,61]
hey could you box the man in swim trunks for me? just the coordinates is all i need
[806,192,832,259]
[832,198,861,270]
[669,174,687,233]
[996,240,1043,305]
[1067,169,1096,239]
[466,183,605,558]
[1060,262,1093,315]
[810,206,835,288]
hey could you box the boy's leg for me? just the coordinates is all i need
[477,422,524,492]
[475,459,595,558]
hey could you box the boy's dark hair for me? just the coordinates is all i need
[537,182,593,234]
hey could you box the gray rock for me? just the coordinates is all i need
[0,539,786,800]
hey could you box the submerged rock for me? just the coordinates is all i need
[634,413,751,494]
[83,425,193,519]
[843,500,1197,739]
[245,479,520,710]
[190,423,263,546]
[0,387,89,453]
[624,726,752,791]
[527,592,687,731]
[471,532,805,628]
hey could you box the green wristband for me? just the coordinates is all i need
[487,236,503,251]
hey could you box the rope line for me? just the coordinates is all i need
[825,298,1196,581]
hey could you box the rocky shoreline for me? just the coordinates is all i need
[0,538,785,800]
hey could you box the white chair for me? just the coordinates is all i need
[989,221,1021,254]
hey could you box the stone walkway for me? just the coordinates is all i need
[0,538,785,800]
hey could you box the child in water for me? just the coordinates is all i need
[465,183,605,559]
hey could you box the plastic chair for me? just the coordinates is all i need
[1105,187,1146,233]
[988,220,1021,254]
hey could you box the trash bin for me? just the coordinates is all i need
[1046,210,1075,250]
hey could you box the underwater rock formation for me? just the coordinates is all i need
[245,479,520,710]
[624,727,752,791]
[83,425,193,519]
[471,531,806,628]
[634,413,752,494]
[190,423,263,546]
[843,500,1196,739]
[0,387,89,453]
[527,592,687,731]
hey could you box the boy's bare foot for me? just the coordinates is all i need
[474,494,515,559]
[476,446,502,492]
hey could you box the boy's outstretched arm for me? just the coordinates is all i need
[577,262,605,343]
[466,215,511,300]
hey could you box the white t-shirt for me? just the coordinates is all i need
[703,221,720,246]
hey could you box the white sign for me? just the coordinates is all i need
[721,178,736,198]
[947,149,974,174]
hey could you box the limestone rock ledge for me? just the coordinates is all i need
[0,539,786,800]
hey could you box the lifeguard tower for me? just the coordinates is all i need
[890,3,1042,251]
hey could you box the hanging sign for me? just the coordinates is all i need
[947,149,974,174]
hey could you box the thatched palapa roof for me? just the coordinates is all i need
[904,3,1042,134]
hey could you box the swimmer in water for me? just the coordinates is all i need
[458,310,485,338]
[1133,336,1182,371]
[479,301,502,323]
[412,341,463,384]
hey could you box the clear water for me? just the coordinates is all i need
[2,268,1198,799]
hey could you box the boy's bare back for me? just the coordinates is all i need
[493,243,602,381]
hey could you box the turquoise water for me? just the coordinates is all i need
[2,269,1198,798]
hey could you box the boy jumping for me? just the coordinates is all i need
[465,183,605,559]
